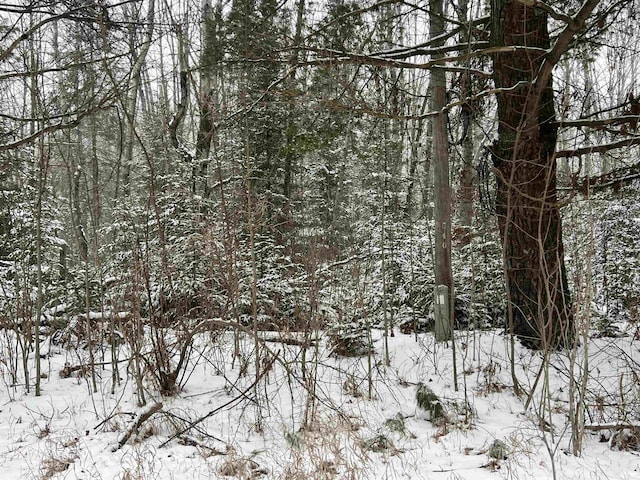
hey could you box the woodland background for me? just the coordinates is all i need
[1,1,640,477]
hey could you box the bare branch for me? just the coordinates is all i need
[305,41,490,62]
[556,136,640,158]
[112,403,163,452]
[0,12,70,63]
[0,94,116,152]
[534,0,601,91]
[432,65,491,78]
[515,0,573,23]
[310,81,529,121]
[367,15,490,59]
[0,51,131,81]
[298,45,546,70]
[554,115,640,129]
[565,160,640,195]
[159,350,279,448]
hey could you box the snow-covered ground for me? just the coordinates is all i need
[1,327,640,479]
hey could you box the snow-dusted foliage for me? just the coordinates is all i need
[317,214,505,345]
[594,196,640,324]
[0,163,66,325]
[564,181,640,334]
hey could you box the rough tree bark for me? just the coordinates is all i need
[490,0,573,349]
[430,0,453,342]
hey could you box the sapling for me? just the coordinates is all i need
[487,439,508,460]
[416,382,445,422]
[384,412,408,436]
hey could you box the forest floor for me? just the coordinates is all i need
[1,325,640,479]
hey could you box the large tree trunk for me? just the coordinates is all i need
[490,1,573,349]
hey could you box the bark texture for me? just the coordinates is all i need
[490,1,573,349]
[430,0,453,341]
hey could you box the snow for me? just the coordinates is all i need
[1,329,640,479]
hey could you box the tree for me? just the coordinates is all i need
[301,0,640,349]
[488,0,608,349]
[489,0,572,348]
[197,1,225,197]
[429,0,453,342]
[453,0,479,247]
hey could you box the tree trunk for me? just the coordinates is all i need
[490,1,573,349]
[120,0,155,198]
[430,0,453,342]
[455,0,475,247]
[195,1,222,197]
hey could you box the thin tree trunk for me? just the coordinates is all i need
[430,0,453,342]
[168,22,188,150]
[455,0,475,247]
[282,0,306,205]
[196,1,223,197]
[32,58,43,398]
[121,0,155,197]
[28,13,42,395]
[405,93,429,219]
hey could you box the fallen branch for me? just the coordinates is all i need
[94,411,135,432]
[60,360,116,379]
[159,352,279,448]
[263,336,317,347]
[178,435,226,455]
[583,423,640,431]
[112,402,163,452]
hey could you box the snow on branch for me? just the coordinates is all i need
[297,45,547,71]
[0,94,117,152]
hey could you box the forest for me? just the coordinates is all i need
[1,0,640,478]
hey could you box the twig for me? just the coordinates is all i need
[94,411,135,431]
[159,352,279,448]
[178,435,226,455]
